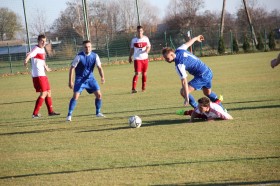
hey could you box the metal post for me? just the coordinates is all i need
[136,0,141,26]
[230,30,233,53]
[8,43,12,73]
[200,42,202,57]
[264,29,267,51]
[82,0,90,40]
[164,31,167,47]
[106,35,110,62]
[190,29,194,53]
[22,0,31,52]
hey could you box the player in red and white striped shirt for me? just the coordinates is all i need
[129,26,151,93]
[189,97,233,122]
[24,34,60,118]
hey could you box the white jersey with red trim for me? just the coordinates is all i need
[130,36,151,60]
[29,46,46,77]
[194,102,231,120]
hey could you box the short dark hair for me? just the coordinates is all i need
[137,25,143,30]
[162,47,174,55]
[82,40,91,45]
[37,34,46,41]
[198,97,210,107]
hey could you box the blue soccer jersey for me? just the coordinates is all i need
[174,44,211,79]
[71,51,101,80]
[71,51,102,93]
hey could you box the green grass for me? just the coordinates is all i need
[0,52,279,185]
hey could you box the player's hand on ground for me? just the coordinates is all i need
[68,82,74,89]
[184,99,189,106]
[101,77,105,84]
[197,35,204,42]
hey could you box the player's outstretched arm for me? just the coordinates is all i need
[189,111,198,123]
[23,54,31,67]
[184,35,204,49]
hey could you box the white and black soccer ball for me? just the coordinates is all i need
[128,115,142,128]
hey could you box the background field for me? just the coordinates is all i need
[0,52,279,185]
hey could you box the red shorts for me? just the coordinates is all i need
[134,59,149,73]
[32,76,50,92]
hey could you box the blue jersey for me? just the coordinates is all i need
[71,51,101,81]
[174,45,211,79]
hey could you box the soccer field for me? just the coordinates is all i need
[0,52,279,185]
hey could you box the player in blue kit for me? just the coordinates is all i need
[162,35,223,109]
[67,40,105,121]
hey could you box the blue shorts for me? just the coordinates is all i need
[188,70,213,90]
[74,78,100,94]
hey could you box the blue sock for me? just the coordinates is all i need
[207,91,225,109]
[189,94,198,108]
[207,92,218,102]
[68,98,77,116]
[95,98,102,115]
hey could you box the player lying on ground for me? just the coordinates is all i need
[180,97,233,122]
[271,53,280,68]
[162,35,224,109]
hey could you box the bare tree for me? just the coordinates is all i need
[88,0,108,49]
[0,8,22,41]
[30,8,49,36]
[165,0,204,30]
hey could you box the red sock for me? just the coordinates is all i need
[132,75,138,90]
[142,74,147,90]
[33,97,44,115]
[45,96,54,114]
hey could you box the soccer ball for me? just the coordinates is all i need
[128,115,142,128]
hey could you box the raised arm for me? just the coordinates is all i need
[184,35,204,49]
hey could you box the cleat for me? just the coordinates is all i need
[66,115,72,121]
[32,114,41,118]
[131,89,138,94]
[176,109,185,115]
[49,112,61,116]
[218,95,223,102]
[96,113,105,117]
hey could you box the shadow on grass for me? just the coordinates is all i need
[154,180,280,186]
[0,100,34,105]
[225,98,280,105]
[78,118,190,133]
[228,104,280,111]
[0,156,279,180]
[102,105,182,115]
[1,104,279,136]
